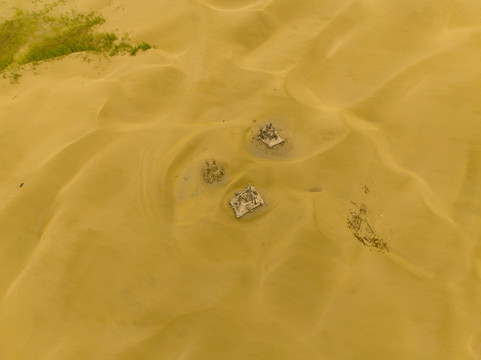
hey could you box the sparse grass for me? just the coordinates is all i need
[109,35,152,56]
[0,3,152,81]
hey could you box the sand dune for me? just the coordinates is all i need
[1,0,481,359]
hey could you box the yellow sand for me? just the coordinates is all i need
[1,0,481,359]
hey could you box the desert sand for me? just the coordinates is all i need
[1,0,481,359]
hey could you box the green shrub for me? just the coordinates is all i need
[0,4,152,78]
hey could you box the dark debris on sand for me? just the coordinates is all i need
[347,203,388,252]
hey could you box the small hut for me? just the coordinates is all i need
[229,184,264,218]
[257,122,285,148]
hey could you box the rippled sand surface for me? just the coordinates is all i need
[2,0,481,359]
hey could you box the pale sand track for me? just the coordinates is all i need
[1,0,481,359]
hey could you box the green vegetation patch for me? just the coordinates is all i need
[0,4,152,81]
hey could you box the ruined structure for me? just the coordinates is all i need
[202,159,225,184]
[229,184,264,218]
[257,122,285,148]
